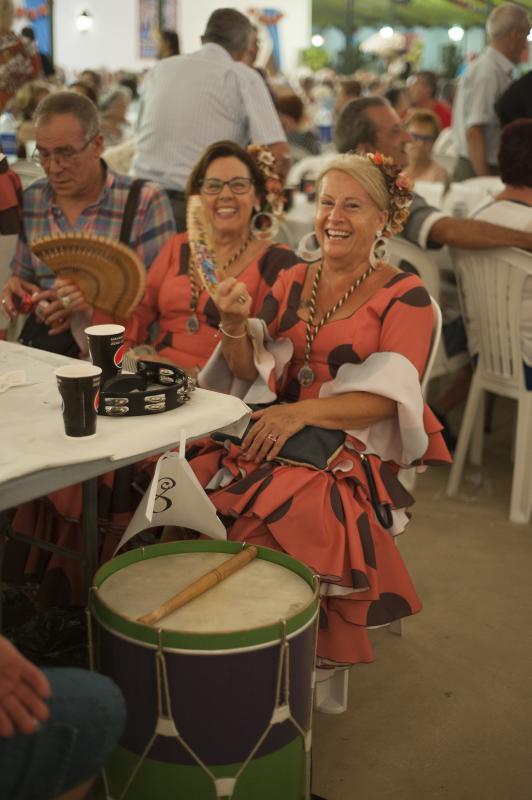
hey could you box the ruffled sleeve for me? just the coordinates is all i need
[198,268,300,401]
[320,281,450,467]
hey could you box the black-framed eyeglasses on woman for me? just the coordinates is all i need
[200,178,254,195]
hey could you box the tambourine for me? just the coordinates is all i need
[98,360,194,417]
[30,233,146,318]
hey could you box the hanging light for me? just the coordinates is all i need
[379,26,394,40]
[448,26,464,42]
[76,10,94,33]
[527,28,532,42]
[311,34,324,47]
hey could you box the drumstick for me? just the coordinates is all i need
[137,546,259,626]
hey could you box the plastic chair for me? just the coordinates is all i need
[447,247,532,523]
[414,180,446,209]
[432,127,457,176]
[11,158,44,190]
[389,237,469,382]
[315,297,442,714]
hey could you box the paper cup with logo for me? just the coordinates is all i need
[55,363,102,438]
[85,324,126,386]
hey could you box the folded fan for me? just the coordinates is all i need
[186,195,219,292]
[30,233,146,318]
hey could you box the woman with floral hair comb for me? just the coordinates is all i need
[187,152,451,670]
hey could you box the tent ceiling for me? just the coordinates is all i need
[312,0,532,30]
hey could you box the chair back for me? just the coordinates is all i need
[432,127,457,175]
[423,297,442,395]
[389,237,441,301]
[442,177,504,218]
[414,180,445,209]
[452,247,532,394]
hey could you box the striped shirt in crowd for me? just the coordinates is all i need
[11,164,175,288]
[132,43,286,192]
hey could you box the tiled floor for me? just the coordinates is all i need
[313,398,532,800]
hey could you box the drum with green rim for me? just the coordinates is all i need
[90,540,319,800]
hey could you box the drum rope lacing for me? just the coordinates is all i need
[87,582,320,800]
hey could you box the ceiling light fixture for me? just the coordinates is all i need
[379,26,394,39]
[448,25,464,42]
[76,10,93,33]
[311,34,324,47]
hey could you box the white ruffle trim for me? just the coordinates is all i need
[320,352,428,467]
[198,318,292,404]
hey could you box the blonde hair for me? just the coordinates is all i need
[0,0,14,31]
[15,81,51,119]
[317,154,389,213]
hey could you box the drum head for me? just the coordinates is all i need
[93,541,318,650]
[99,551,313,633]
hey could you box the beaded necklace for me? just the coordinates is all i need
[186,232,252,334]
[297,261,376,387]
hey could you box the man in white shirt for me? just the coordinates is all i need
[131,8,289,231]
[451,2,530,180]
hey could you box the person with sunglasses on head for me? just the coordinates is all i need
[0,90,175,357]
[404,109,448,184]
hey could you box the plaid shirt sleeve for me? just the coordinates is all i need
[128,181,176,269]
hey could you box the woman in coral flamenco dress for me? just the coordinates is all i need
[188,152,451,669]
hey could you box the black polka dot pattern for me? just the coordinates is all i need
[258,293,279,325]
[279,282,303,333]
[227,463,274,494]
[264,497,293,524]
[366,592,412,626]
[319,606,328,629]
[379,463,414,508]
[330,484,345,523]
[351,569,370,590]
[204,297,221,328]
[356,512,376,569]
[384,272,410,289]
[258,246,301,287]
[155,331,173,351]
[283,378,302,404]
[178,243,190,275]
[327,344,362,378]
[399,287,431,308]
[240,474,274,514]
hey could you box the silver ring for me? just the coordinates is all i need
[60,295,72,308]
[237,295,247,305]
[267,433,278,443]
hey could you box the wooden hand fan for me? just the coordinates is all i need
[186,195,219,293]
[30,233,146,318]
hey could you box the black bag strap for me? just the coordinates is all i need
[119,178,146,244]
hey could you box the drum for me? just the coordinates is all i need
[90,540,319,800]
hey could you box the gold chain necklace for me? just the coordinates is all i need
[186,233,252,334]
[297,261,376,387]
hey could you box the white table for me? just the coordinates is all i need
[0,342,250,607]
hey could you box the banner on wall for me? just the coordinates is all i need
[15,1,51,56]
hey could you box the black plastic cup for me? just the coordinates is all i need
[54,364,102,438]
[85,324,126,386]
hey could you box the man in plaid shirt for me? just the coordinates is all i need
[0,91,175,355]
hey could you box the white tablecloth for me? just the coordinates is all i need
[0,342,250,487]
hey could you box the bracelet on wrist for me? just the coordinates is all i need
[218,322,248,339]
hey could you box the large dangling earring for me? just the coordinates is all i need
[369,230,389,270]
[297,231,322,262]
[250,210,279,241]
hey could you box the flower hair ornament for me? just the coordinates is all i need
[247,143,285,241]
[364,151,413,269]
[365,151,414,236]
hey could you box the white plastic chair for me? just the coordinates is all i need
[11,158,44,190]
[315,297,442,715]
[414,180,446,210]
[442,177,504,219]
[432,127,457,176]
[447,247,532,523]
[389,237,469,382]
